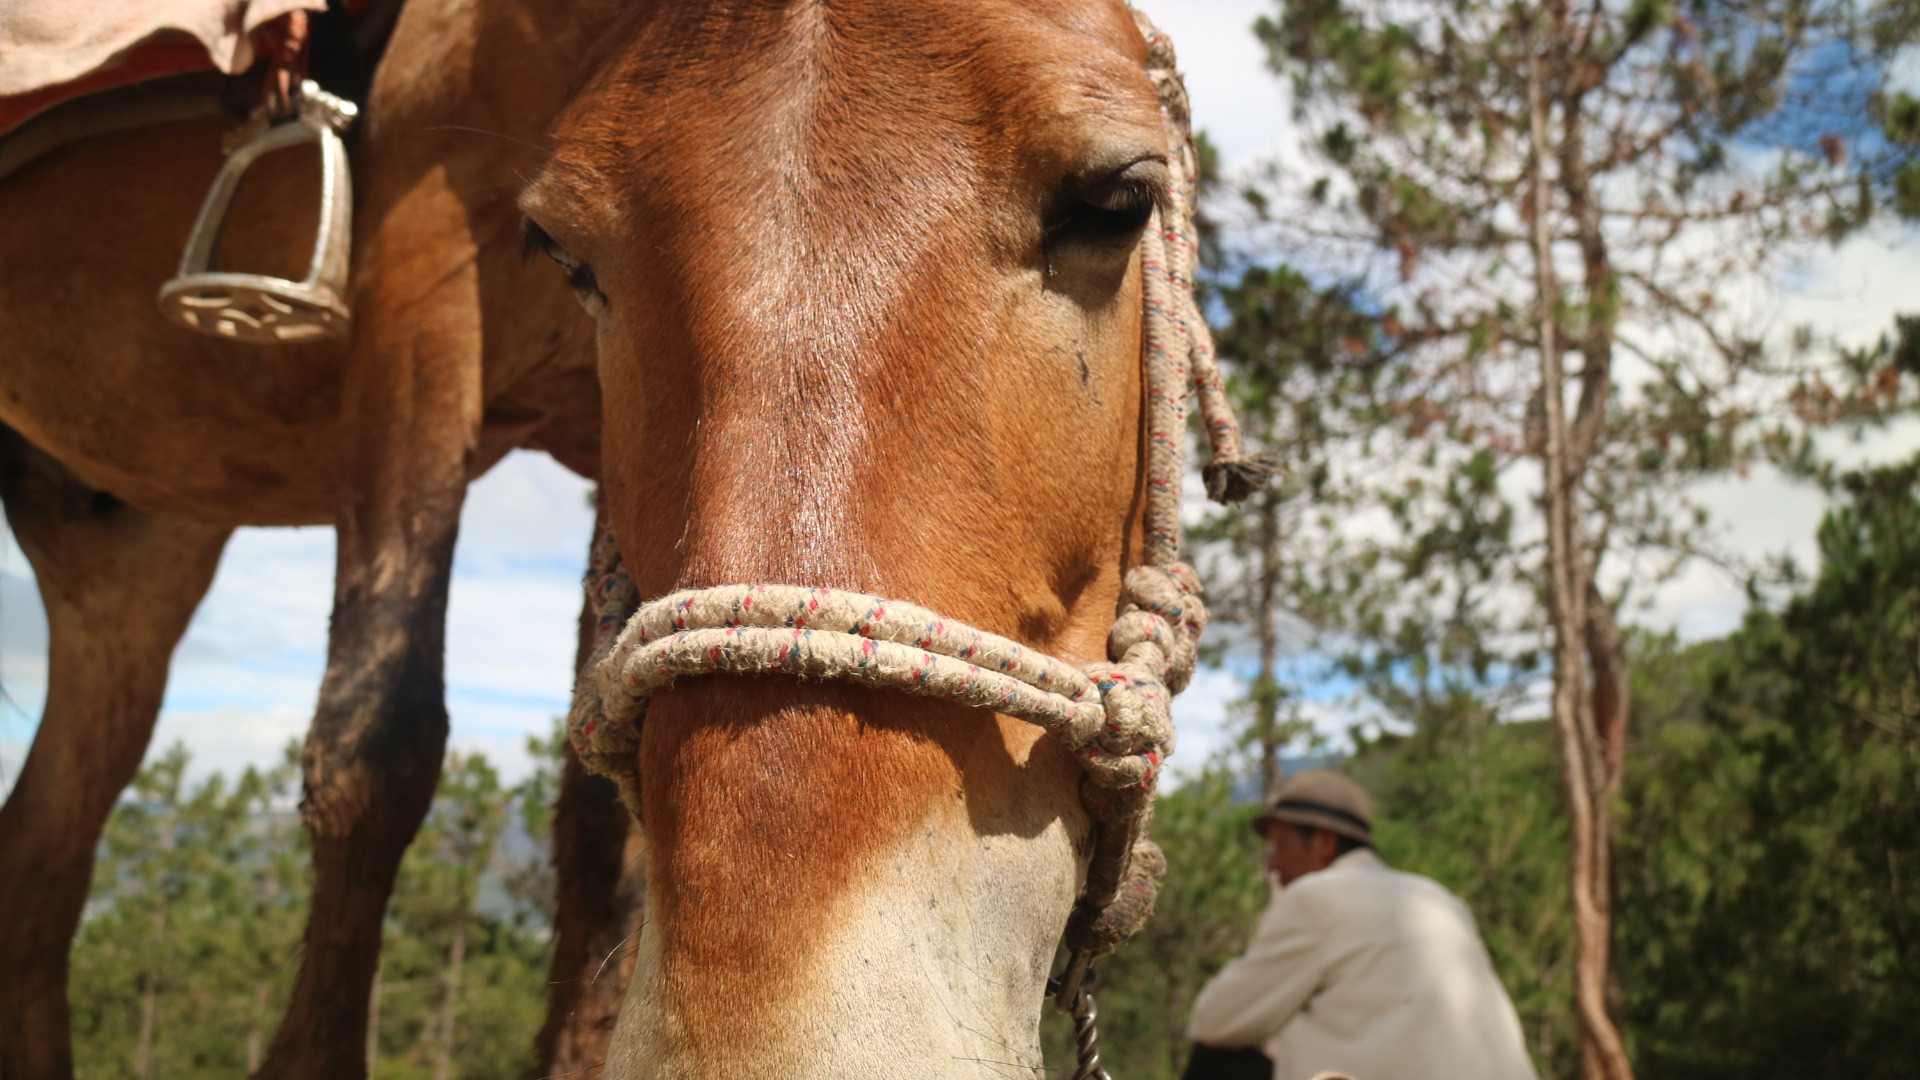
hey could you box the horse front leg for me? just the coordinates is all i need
[0,432,230,1080]
[534,745,648,1077]
[253,174,484,1080]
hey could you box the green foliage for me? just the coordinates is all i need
[1149,458,1920,1080]
[1619,458,1920,1078]
[1340,462,1920,1078]
[1888,92,1920,145]
[71,731,567,1079]
[1894,159,1920,218]
[70,744,307,1077]
[373,753,522,1080]
[62,470,1920,1080]
[1349,703,1578,1079]
[1212,8,1920,1071]
[1226,0,1920,717]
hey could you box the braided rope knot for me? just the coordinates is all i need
[570,528,643,803]
[1074,836,1168,955]
[1075,564,1206,788]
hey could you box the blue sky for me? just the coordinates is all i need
[2,0,1917,796]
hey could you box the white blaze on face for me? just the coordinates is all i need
[803,811,1080,1077]
[606,724,1086,1080]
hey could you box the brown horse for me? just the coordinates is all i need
[518,0,1204,1074]
[1,0,1210,1074]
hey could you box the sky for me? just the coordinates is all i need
[1,0,1915,797]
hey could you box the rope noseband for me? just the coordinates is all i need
[567,10,1263,1066]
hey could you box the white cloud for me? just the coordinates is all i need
[452,451,596,567]
[1166,662,1368,789]
[1136,0,1294,171]
[1782,232,1920,350]
[0,451,593,801]
[1139,1,1920,695]
[1167,663,1242,780]
[148,704,309,781]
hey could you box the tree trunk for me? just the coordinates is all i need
[135,795,180,1080]
[1525,26,1635,1080]
[366,953,382,1076]
[1586,582,1631,789]
[247,980,271,1073]
[134,971,160,1080]
[1254,495,1285,801]
[432,917,467,1080]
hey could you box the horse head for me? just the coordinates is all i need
[518,2,1236,1075]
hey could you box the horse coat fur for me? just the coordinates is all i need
[0,2,1225,1077]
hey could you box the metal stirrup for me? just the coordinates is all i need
[157,80,356,344]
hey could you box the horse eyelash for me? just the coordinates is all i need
[520,218,552,261]
[521,218,610,311]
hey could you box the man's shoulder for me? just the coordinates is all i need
[1291,852,1472,919]
[1278,851,1388,913]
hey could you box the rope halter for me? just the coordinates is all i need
[567,5,1267,1023]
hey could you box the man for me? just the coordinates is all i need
[1186,770,1541,1080]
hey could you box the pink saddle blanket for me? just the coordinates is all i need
[0,0,325,133]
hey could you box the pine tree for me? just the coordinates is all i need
[1236,0,1920,1072]
[70,740,559,1078]
[1619,456,1920,1077]
[373,750,547,1080]
[71,744,308,1076]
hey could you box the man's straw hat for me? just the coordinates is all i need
[1254,769,1373,844]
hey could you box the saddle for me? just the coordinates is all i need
[0,0,401,343]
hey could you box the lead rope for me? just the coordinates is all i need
[567,11,1265,1076]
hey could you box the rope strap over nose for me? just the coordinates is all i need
[570,567,1208,815]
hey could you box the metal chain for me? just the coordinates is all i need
[1049,967,1112,1080]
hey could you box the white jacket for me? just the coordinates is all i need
[1188,850,1541,1080]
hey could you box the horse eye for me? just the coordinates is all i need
[522,219,608,311]
[1045,160,1166,248]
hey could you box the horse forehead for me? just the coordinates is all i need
[628,0,1150,96]
[550,0,1157,212]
